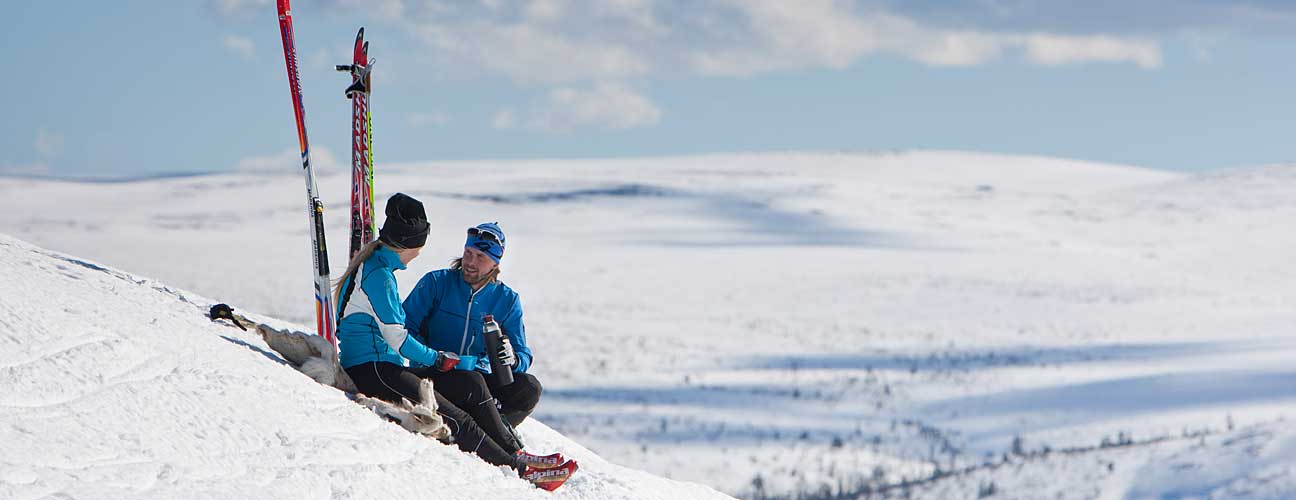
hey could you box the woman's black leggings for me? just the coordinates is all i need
[344,362,519,467]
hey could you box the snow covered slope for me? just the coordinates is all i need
[3,150,1296,498]
[0,234,731,500]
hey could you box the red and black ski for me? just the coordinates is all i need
[336,28,376,260]
[276,0,336,344]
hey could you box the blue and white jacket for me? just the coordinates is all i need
[402,269,532,374]
[336,246,440,370]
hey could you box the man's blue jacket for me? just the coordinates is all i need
[402,269,532,374]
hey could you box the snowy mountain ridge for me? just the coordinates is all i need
[0,233,732,500]
[4,150,1296,498]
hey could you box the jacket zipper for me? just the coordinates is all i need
[460,286,482,354]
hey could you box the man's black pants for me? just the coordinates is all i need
[417,369,542,447]
[344,362,521,467]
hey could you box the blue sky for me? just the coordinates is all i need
[5,0,1296,178]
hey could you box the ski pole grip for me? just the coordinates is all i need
[335,64,353,72]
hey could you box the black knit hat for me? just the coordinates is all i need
[378,193,429,249]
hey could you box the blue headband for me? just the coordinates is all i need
[466,236,503,263]
[465,222,505,263]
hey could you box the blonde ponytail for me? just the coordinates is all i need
[333,239,385,307]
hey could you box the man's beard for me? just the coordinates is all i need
[462,267,489,285]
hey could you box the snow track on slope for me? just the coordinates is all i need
[0,234,731,500]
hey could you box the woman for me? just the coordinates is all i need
[335,193,575,491]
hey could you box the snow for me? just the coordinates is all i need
[3,150,1296,498]
[0,235,729,499]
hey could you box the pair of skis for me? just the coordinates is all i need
[275,0,375,344]
[336,28,377,264]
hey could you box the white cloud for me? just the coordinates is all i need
[524,0,567,21]
[216,0,1168,77]
[400,0,1161,84]
[327,0,406,19]
[528,82,661,132]
[0,162,51,177]
[491,110,517,130]
[407,112,451,127]
[236,147,341,175]
[720,0,883,70]
[686,1,1162,75]
[222,35,256,59]
[309,48,331,72]
[591,0,663,34]
[211,0,403,19]
[35,129,64,158]
[906,30,1010,67]
[211,0,272,18]
[372,0,407,19]
[416,21,650,83]
[1023,34,1162,69]
[1183,31,1224,63]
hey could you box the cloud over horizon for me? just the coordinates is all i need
[317,0,1170,131]
[209,0,1296,81]
[527,82,662,132]
[868,0,1296,36]
[142,0,1295,173]
[236,147,342,175]
[222,35,256,59]
[0,162,52,177]
[394,0,1166,82]
[35,129,64,158]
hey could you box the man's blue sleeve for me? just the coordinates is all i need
[402,272,437,340]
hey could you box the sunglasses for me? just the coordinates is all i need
[467,226,503,244]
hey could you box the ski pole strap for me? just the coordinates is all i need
[209,303,247,331]
[337,275,358,321]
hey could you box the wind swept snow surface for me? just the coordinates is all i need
[0,235,731,500]
[3,151,1296,498]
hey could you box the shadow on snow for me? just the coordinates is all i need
[417,182,915,249]
[738,339,1295,374]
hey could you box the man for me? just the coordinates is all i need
[403,222,541,429]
